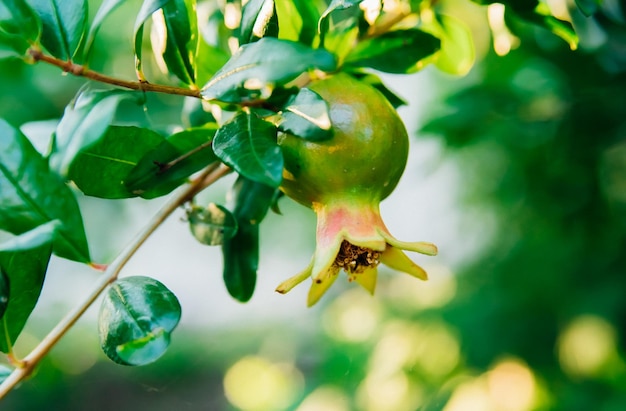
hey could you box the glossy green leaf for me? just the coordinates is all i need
[125,126,218,199]
[50,89,137,177]
[152,0,196,85]
[229,176,277,224]
[0,220,60,252]
[221,177,276,302]
[348,71,407,108]
[275,0,322,45]
[188,203,238,246]
[68,126,165,199]
[99,276,181,366]
[213,110,282,188]
[27,0,87,60]
[419,13,475,76]
[498,2,578,50]
[344,29,440,73]
[134,0,172,79]
[0,245,52,353]
[201,37,336,103]
[0,0,41,58]
[318,0,363,46]
[574,0,601,16]
[0,119,90,262]
[83,0,125,61]
[278,88,332,141]
[239,0,278,44]
[0,269,8,320]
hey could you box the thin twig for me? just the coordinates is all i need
[0,164,231,399]
[28,48,202,99]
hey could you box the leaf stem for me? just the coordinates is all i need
[28,48,202,99]
[0,164,231,399]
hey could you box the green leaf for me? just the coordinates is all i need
[420,13,475,76]
[0,269,8,320]
[502,3,578,50]
[213,110,282,188]
[574,0,601,17]
[125,126,218,199]
[99,276,181,366]
[344,29,440,74]
[188,203,238,246]
[318,0,363,46]
[152,0,197,85]
[134,0,172,80]
[0,220,60,252]
[83,0,126,62]
[221,177,276,302]
[201,37,336,103]
[348,71,407,108]
[68,126,165,199]
[0,119,90,262]
[27,0,88,60]
[50,89,137,177]
[0,245,52,353]
[239,0,278,44]
[229,176,276,224]
[0,0,41,58]
[278,88,332,141]
[275,0,322,45]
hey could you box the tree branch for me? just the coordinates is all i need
[0,164,231,399]
[28,48,202,99]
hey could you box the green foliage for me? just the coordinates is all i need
[68,126,165,199]
[27,0,87,60]
[187,203,238,246]
[0,270,8,320]
[278,87,332,141]
[200,37,337,103]
[344,29,440,73]
[0,245,51,353]
[125,126,219,198]
[212,110,282,188]
[0,0,41,58]
[222,177,277,302]
[51,89,138,177]
[98,276,181,366]
[0,120,90,263]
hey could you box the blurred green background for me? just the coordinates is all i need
[1,0,626,410]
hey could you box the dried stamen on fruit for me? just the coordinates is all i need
[334,240,380,275]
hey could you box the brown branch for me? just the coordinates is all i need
[28,48,202,99]
[0,164,231,399]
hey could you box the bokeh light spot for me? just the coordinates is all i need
[558,314,619,378]
[295,386,350,411]
[223,356,303,411]
[323,289,380,343]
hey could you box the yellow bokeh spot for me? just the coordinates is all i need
[558,314,620,378]
[487,358,537,411]
[444,358,537,411]
[357,372,424,411]
[323,289,381,343]
[295,386,350,411]
[384,264,456,311]
[223,356,303,411]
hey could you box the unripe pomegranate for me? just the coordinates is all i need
[276,73,437,306]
